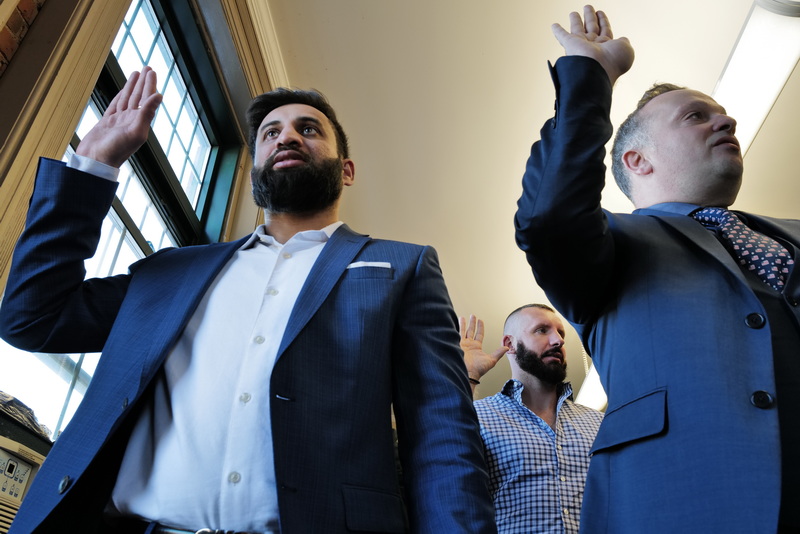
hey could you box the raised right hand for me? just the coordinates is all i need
[459,315,508,382]
[551,5,634,86]
[76,66,163,168]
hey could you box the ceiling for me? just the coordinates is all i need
[254,0,800,399]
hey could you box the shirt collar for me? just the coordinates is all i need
[500,378,573,406]
[239,221,344,250]
[633,202,700,216]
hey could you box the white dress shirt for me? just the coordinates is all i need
[69,154,341,532]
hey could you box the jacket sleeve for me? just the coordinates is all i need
[390,245,496,533]
[514,56,619,326]
[0,157,130,353]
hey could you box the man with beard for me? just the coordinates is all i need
[0,70,495,533]
[460,305,602,534]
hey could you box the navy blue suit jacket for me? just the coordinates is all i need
[0,158,495,533]
[515,57,800,533]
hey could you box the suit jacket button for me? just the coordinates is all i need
[744,313,766,329]
[58,475,71,494]
[750,390,774,409]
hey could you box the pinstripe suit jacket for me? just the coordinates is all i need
[0,158,495,533]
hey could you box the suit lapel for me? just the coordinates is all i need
[134,236,248,385]
[643,211,750,285]
[276,224,370,358]
[738,212,800,246]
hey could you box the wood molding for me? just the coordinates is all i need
[245,0,289,89]
[211,0,287,241]
[216,0,272,95]
[0,0,132,288]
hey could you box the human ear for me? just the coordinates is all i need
[622,149,653,176]
[342,159,355,186]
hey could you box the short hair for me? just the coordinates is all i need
[245,88,350,160]
[503,303,556,334]
[611,83,685,199]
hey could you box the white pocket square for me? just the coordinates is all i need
[346,261,392,269]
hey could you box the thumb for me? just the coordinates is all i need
[551,23,571,48]
[491,346,509,362]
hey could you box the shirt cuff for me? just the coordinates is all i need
[68,153,120,182]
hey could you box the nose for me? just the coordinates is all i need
[276,126,302,148]
[714,113,737,135]
[549,331,565,348]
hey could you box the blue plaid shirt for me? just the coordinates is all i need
[474,380,603,534]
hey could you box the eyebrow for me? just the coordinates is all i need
[676,99,727,118]
[259,115,326,134]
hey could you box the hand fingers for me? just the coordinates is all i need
[141,67,161,109]
[459,315,483,340]
[474,318,485,342]
[567,11,584,34]
[596,10,613,39]
[551,22,570,46]
[467,314,478,339]
[128,66,153,110]
[550,22,570,48]
[111,70,141,114]
[583,5,599,36]
[140,90,164,116]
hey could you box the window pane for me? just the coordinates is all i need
[76,103,101,140]
[113,0,212,209]
[5,0,212,442]
[0,351,72,439]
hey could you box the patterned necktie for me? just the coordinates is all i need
[692,207,794,292]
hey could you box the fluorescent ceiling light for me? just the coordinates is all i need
[713,0,800,155]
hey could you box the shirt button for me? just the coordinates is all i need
[563,509,570,516]
[560,476,566,482]
[228,472,241,484]
[240,393,252,403]
[557,445,563,450]
[283,253,292,259]
[267,288,279,296]
[254,336,265,344]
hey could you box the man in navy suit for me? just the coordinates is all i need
[515,6,800,534]
[0,68,495,533]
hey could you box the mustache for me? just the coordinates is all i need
[266,147,309,167]
[540,348,564,361]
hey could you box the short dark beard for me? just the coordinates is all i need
[514,341,567,385]
[251,153,344,214]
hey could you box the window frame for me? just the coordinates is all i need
[86,0,245,247]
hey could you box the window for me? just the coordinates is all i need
[0,0,244,439]
[113,0,213,209]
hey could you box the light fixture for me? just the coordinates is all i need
[712,0,800,155]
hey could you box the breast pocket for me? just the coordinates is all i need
[344,266,395,279]
[590,388,667,454]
